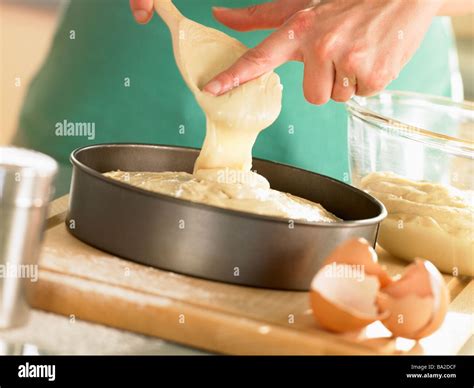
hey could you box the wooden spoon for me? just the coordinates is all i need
[153,0,249,93]
[153,0,282,175]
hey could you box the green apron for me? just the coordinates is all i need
[14,0,461,196]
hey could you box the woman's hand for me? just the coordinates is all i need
[203,0,444,104]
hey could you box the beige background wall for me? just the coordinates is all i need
[0,1,59,145]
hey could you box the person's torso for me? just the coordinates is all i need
[15,0,460,195]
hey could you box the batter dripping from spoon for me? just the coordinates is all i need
[106,0,339,223]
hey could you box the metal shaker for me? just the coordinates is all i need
[0,146,57,328]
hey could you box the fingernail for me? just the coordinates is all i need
[133,10,149,23]
[204,80,222,95]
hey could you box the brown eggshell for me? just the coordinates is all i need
[310,290,380,333]
[413,261,450,339]
[378,259,450,339]
[377,293,434,339]
[324,238,392,287]
[380,259,432,298]
[310,265,385,333]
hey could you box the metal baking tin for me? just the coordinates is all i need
[67,144,386,290]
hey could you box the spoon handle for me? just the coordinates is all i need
[153,0,183,30]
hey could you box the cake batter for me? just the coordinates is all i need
[104,170,340,222]
[153,0,282,186]
[361,172,473,276]
[102,1,339,223]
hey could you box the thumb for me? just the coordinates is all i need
[203,25,301,96]
[130,0,154,24]
[212,0,310,32]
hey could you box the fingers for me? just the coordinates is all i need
[331,70,356,102]
[355,60,397,97]
[203,25,300,95]
[212,0,310,32]
[303,54,335,105]
[130,0,154,24]
[206,2,397,104]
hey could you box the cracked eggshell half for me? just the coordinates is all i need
[377,259,450,339]
[310,263,387,333]
[309,238,390,333]
[323,238,393,288]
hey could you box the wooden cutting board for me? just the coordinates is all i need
[30,196,473,355]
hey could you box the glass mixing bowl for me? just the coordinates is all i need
[347,91,473,190]
[346,91,473,276]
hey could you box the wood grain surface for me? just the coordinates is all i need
[29,196,473,355]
